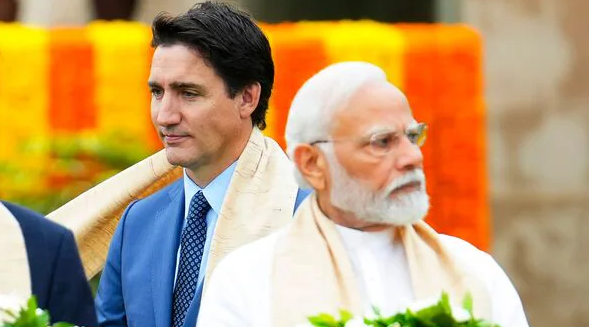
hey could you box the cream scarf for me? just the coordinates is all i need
[47,128,300,282]
[0,202,31,300]
[203,128,300,289]
[272,194,492,327]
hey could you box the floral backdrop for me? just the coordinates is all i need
[0,21,489,251]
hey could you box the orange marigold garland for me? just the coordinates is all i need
[263,23,330,148]
[0,21,489,251]
[49,28,96,132]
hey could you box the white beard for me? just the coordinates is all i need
[325,151,430,226]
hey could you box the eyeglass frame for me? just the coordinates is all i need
[309,122,428,157]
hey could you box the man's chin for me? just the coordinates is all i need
[367,202,429,226]
[164,149,191,168]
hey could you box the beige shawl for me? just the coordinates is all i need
[272,194,492,327]
[203,127,300,288]
[0,202,31,300]
[47,128,300,281]
[47,146,182,278]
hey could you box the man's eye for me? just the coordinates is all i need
[150,89,163,98]
[182,91,199,99]
[371,134,395,148]
[407,128,427,147]
[407,132,419,143]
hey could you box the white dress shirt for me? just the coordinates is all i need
[196,225,530,327]
[335,225,416,315]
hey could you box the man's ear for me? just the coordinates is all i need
[293,144,328,191]
[237,82,261,120]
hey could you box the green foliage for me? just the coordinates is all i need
[307,292,502,327]
[308,310,354,327]
[1,297,74,327]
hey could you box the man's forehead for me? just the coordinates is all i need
[150,45,208,74]
[332,110,417,138]
[334,98,415,126]
[149,50,209,86]
[351,80,405,101]
[152,46,192,65]
[360,119,418,135]
[344,83,409,112]
[367,119,418,131]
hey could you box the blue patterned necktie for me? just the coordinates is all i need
[171,191,210,327]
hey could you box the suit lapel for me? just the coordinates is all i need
[151,180,185,327]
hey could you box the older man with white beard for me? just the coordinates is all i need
[195,62,529,327]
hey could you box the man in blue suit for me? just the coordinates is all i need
[1,201,97,327]
[95,2,310,327]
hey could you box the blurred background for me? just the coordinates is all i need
[1,0,587,326]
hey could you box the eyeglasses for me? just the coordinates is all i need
[310,122,428,157]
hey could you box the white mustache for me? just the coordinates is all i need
[383,169,426,195]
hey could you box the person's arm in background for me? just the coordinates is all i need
[47,228,98,326]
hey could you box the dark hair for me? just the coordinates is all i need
[151,1,274,130]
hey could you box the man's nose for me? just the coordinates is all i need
[155,94,181,126]
[395,137,424,171]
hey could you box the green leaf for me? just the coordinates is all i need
[439,292,453,315]
[306,292,503,327]
[4,309,19,319]
[308,313,340,327]
[462,293,474,317]
[51,323,75,327]
[338,310,354,324]
[371,306,382,317]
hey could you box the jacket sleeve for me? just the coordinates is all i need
[47,228,99,327]
[94,201,137,327]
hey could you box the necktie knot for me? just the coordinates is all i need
[188,191,210,221]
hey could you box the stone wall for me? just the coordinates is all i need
[463,0,589,325]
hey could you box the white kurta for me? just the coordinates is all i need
[196,227,529,327]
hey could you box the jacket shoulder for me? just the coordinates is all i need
[2,201,68,240]
[126,178,183,214]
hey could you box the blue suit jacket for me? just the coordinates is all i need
[2,201,98,327]
[95,179,310,327]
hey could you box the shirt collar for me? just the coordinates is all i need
[183,161,238,216]
[334,223,395,251]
